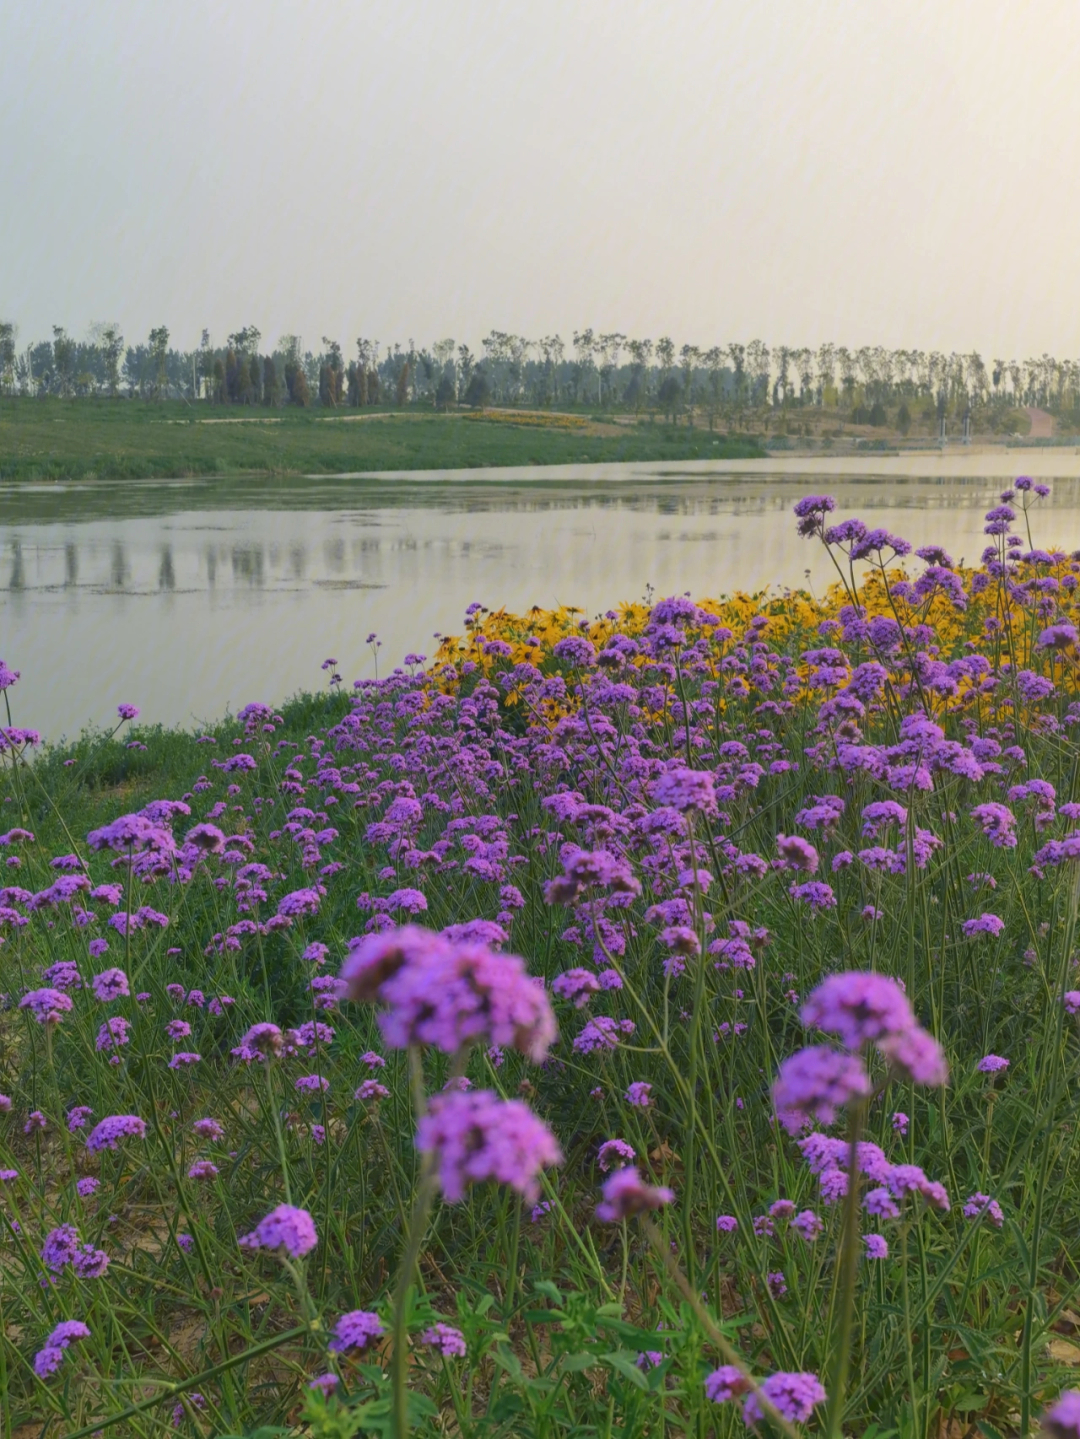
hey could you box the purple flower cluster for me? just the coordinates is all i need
[329,1308,383,1351]
[41,1224,109,1278]
[238,1203,318,1258]
[798,971,947,1085]
[706,1366,827,1425]
[595,1166,674,1221]
[85,1114,147,1152]
[773,1045,872,1132]
[33,1318,90,1379]
[341,926,556,1061]
[415,1089,562,1203]
[423,1322,468,1357]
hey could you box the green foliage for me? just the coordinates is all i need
[0,396,763,483]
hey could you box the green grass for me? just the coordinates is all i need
[0,399,763,482]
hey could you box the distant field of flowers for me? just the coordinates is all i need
[6,480,1080,1437]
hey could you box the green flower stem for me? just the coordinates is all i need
[826,1096,865,1439]
[391,1153,438,1439]
[640,1215,803,1439]
[61,1322,312,1439]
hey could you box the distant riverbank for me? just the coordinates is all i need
[0,399,766,482]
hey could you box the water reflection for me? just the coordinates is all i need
[158,546,175,591]
[6,455,1080,737]
[231,546,264,586]
[110,541,127,589]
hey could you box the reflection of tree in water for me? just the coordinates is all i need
[231,546,265,586]
[65,543,77,586]
[289,544,306,579]
[323,536,346,573]
[158,546,175,591]
[206,547,217,587]
[8,540,24,591]
[110,542,128,589]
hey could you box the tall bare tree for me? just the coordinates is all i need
[0,322,17,394]
[148,326,170,398]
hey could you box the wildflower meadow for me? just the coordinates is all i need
[7,480,1080,1437]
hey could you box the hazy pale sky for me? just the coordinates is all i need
[3,1,1079,357]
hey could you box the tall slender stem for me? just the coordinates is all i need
[391,1044,465,1439]
[392,1156,437,1439]
[827,1097,865,1439]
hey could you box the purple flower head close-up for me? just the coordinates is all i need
[239,1203,318,1258]
[416,1089,562,1203]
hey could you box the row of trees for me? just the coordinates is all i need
[3,320,1079,418]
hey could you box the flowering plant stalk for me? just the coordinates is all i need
[390,1046,444,1439]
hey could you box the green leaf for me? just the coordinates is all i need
[561,1352,600,1373]
[1007,1219,1031,1269]
[952,1394,991,1413]
[491,1347,524,1380]
[597,1315,682,1348]
[601,1351,650,1391]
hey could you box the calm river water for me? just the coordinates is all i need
[5,451,1080,739]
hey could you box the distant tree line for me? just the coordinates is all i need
[2,320,1079,428]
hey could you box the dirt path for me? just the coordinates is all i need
[1025,407,1054,438]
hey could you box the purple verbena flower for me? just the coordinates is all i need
[977,1054,1009,1074]
[341,927,556,1062]
[773,1046,871,1132]
[423,1323,467,1357]
[962,1192,1004,1227]
[1042,1390,1080,1438]
[415,1089,562,1203]
[598,1138,636,1171]
[86,1115,147,1152]
[776,834,820,873]
[962,913,1005,939]
[649,768,718,817]
[800,972,914,1048]
[329,1309,383,1351]
[239,1203,318,1258]
[91,968,129,1002]
[19,988,73,1025]
[596,1166,674,1221]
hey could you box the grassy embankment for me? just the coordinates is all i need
[0,399,764,482]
